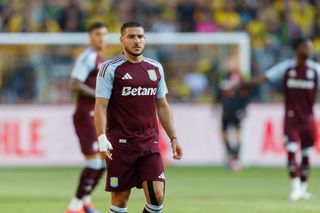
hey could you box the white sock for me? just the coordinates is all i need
[301,182,308,193]
[110,205,127,213]
[291,177,300,192]
[68,197,83,211]
[145,203,163,213]
[82,195,91,206]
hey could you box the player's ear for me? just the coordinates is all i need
[120,36,124,44]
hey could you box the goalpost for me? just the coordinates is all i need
[0,32,250,76]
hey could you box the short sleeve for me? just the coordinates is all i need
[96,63,115,99]
[71,50,97,82]
[157,64,168,99]
[310,61,320,88]
[265,60,294,83]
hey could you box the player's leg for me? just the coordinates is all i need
[284,123,301,201]
[233,109,245,161]
[221,115,233,167]
[230,119,242,171]
[299,121,315,200]
[286,141,301,201]
[78,154,106,213]
[109,191,131,213]
[106,149,138,212]
[137,151,165,212]
[89,153,107,192]
[142,181,165,213]
[67,153,105,213]
[66,114,104,213]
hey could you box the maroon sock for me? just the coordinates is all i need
[288,152,299,178]
[91,168,105,191]
[75,167,100,199]
[300,156,310,182]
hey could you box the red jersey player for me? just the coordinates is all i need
[94,21,183,213]
[66,22,108,213]
[242,38,320,201]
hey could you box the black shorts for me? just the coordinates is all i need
[222,110,245,131]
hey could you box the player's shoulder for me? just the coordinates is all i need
[143,57,163,68]
[77,47,97,60]
[307,59,320,71]
[280,58,296,67]
[98,54,127,77]
[268,59,296,73]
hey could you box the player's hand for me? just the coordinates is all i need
[98,134,113,160]
[171,138,183,160]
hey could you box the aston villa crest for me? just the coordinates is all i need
[147,69,157,81]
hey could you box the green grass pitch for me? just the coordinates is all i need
[0,166,320,213]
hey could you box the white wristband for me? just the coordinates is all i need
[98,134,108,143]
[97,134,113,152]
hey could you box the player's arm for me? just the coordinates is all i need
[241,75,268,88]
[242,59,293,88]
[70,51,96,97]
[94,97,113,160]
[95,61,114,160]
[70,78,95,97]
[156,97,183,160]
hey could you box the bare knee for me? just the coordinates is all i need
[143,181,165,205]
[111,191,130,208]
[154,185,164,204]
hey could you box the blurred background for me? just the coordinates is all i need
[2,0,320,105]
[2,1,320,213]
[2,0,320,165]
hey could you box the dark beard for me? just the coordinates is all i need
[125,47,144,57]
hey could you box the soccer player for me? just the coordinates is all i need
[94,21,183,213]
[66,22,108,213]
[242,38,320,201]
[217,61,249,171]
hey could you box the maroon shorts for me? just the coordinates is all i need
[284,117,315,148]
[105,148,165,192]
[73,110,98,155]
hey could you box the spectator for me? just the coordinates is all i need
[176,0,196,32]
[58,0,85,32]
[194,8,218,33]
[214,0,241,31]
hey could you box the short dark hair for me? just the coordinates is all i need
[88,22,108,32]
[120,21,143,35]
[292,37,310,50]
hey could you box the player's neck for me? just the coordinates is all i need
[296,57,308,66]
[123,51,143,63]
[92,46,103,55]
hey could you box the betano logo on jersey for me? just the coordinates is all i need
[122,86,157,96]
[287,79,315,89]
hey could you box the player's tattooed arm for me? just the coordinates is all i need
[70,78,95,97]
[156,97,183,160]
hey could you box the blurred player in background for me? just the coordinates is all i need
[242,38,320,201]
[66,22,108,213]
[217,56,249,171]
[94,21,183,213]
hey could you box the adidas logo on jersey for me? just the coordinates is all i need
[122,86,157,96]
[158,172,165,180]
[122,73,133,80]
